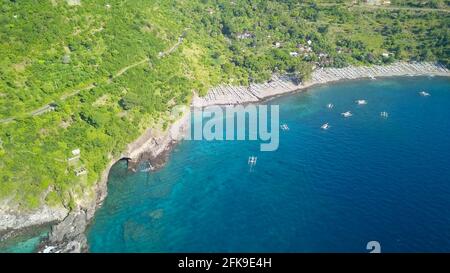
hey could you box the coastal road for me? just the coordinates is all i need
[113,58,149,79]
[0,83,96,124]
[60,83,96,100]
[0,31,187,124]
[0,117,14,123]
[159,34,185,58]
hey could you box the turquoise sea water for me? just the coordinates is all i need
[87,76,450,252]
[0,229,49,253]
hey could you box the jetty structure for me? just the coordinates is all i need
[192,62,449,108]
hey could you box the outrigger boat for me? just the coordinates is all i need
[248,156,257,166]
[341,111,353,118]
[280,124,289,131]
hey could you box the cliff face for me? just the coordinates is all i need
[0,108,190,253]
[124,110,191,171]
[34,158,115,253]
[0,151,116,252]
[0,205,68,237]
[36,108,191,253]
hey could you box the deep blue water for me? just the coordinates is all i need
[87,77,450,253]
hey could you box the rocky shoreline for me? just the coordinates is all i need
[35,158,117,253]
[192,62,449,107]
[1,62,449,252]
[0,108,189,253]
[34,108,191,253]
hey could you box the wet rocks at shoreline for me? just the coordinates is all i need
[38,210,89,253]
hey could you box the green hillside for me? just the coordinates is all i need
[0,0,448,210]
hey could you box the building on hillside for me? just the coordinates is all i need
[66,0,81,6]
[68,148,81,166]
[236,31,254,39]
[365,0,391,5]
[74,167,87,177]
[297,44,313,53]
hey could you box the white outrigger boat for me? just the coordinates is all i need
[419,91,430,97]
[327,103,334,109]
[356,99,367,105]
[380,111,389,118]
[280,124,289,131]
[248,156,257,166]
[321,123,330,130]
[341,111,353,118]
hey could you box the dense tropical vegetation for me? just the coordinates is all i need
[0,0,449,209]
